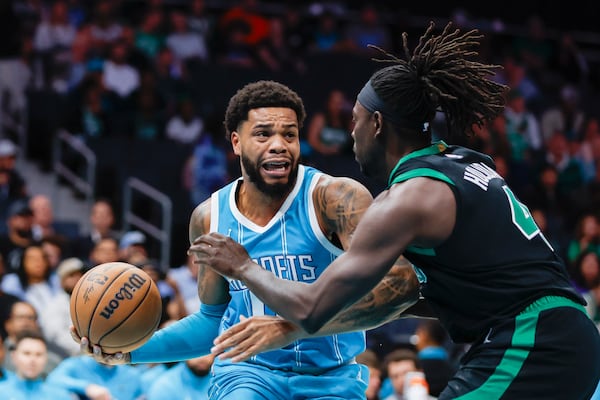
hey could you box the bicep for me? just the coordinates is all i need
[189,201,230,305]
[315,176,373,250]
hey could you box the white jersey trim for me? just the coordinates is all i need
[228,165,306,233]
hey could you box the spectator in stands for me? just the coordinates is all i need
[309,10,347,53]
[0,276,20,340]
[494,56,541,108]
[85,0,124,59]
[165,97,204,145]
[102,39,140,100]
[166,10,209,64]
[219,0,270,48]
[257,16,306,74]
[182,127,229,206]
[545,132,585,200]
[47,355,145,400]
[413,319,456,397]
[541,84,585,143]
[307,88,353,157]
[567,213,600,266]
[32,0,77,93]
[512,15,555,80]
[216,19,257,68]
[556,33,590,85]
[87,237,120,267]
[357,348,383,400]
[345,4,391,55]
[380,348,425,400]
[0,1,30,139]
[188,0,216,52]
[119,230,148,265]
[0,330,73,399]
[0,139,28,230]
[1,243,60,315]
[39,257,85,358]
[153,47,185,115]
[3,301,62,374]
[131,83,165,140]
[281,4,311,58]
[504,88,544,194]
[40,235,68,272]
[570,250,600,294]
[0,200,35,272]
[134,9,165,62]
[72,199,118,260]
[167,253,200,315]
[29,195,77,242]
[146,354,214,400]
[137,258,186,323]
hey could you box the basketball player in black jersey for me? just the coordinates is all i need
[193,22,600,399]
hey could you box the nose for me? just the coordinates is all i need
[268,134,287,153]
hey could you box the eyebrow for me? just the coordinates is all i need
[252,123,298,129]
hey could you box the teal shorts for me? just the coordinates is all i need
[209,361,368,400]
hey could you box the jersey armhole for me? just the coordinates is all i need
[391,168,457,257]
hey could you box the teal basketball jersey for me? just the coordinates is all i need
[210,165,365,372]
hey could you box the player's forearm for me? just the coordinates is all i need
[293,263,420,337]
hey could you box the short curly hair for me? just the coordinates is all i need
[224,80,306,141]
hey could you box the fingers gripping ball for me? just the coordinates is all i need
[70,262,162,353]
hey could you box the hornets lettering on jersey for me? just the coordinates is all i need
[210,165,365,372]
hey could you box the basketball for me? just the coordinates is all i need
[70,261,162,353]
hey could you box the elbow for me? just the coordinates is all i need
[299,315,325,335]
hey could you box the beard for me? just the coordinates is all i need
[241,154,298,198]
[356,142,387,182]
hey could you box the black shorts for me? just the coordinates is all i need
[439,296,600,400]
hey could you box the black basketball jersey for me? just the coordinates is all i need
[389,142,584,343]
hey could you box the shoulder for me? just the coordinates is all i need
[313,174,373,210]
[189,197,212,243]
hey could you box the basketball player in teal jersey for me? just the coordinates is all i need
[194,23,600,399]
[75,80,422,399]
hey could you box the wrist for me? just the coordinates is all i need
[238,258,258,281]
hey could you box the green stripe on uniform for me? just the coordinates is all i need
[388,168,455,188]
[455,296,587,400]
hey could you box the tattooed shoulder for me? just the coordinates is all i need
[313,176,373,239]
[189,198,212,244]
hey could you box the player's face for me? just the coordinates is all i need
[351,101,387,180]
[232,107,300,197]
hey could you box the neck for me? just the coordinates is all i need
[236,180,290,226]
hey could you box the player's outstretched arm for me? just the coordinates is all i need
[211,257,420,362]
[196,178,455,334]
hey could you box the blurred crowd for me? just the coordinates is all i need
[1,0,600,399]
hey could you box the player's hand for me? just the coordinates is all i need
[211,315,304,362]
[85,383,112,400]
[188,232,254,280]
[70,326,131,365]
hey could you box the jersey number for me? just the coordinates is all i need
[502,185,553,250]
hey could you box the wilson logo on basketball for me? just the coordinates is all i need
[99,273,147,319]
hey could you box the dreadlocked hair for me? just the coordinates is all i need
[369,21,508,139]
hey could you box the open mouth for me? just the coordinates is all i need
[262,161,291,176]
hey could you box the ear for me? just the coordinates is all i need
[231,132,241,156]
[372,111,384,138]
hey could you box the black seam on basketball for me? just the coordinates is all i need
[97,281,160,349]
[86,267,131,341]
[72,271,86,335]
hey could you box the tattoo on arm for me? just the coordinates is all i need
[323,257,420,333]
[314,178,372,247]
